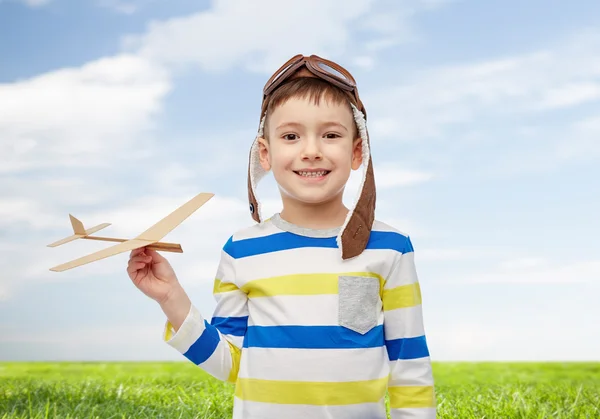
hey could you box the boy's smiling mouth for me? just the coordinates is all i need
[293,169,331,178]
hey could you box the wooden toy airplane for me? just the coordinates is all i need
[47,192,214,272]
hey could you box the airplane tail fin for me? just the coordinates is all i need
[69,214,86,235]
[47,216,111,248]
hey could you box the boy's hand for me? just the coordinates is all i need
[127,247,179,304]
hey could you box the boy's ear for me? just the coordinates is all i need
[258,137,271,171]
[351,137,363,170]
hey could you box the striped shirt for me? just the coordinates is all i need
[163,213,436,418]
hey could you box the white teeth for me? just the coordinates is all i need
[297,171,328,177]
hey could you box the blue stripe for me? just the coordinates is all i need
[210,316,248,336]
[242,325,384,349]
[385,335,430,360]
[183,320,220,365]
[224,231,413,259]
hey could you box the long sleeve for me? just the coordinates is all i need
[383,235,437,418]
[163,236,248,384]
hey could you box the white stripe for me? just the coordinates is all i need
[237,346,390,381]
[384,251,417,288]
[388,357,435,386]
[212,290,248,318]
[235,247,397,287]
[249,294,339,326]
[164,304,206,353]
[228,334,244,349]
[383,305,425,340]
[232,398,388,419]
[249,294,384,327]
[233,218,408,242]
[389,407,437,419]
[198,337,233,381]
[232,221,281,240]
[215,249,235,278]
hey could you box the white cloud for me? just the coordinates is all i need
[498,257,548,270]
[23,0,47,5]
[343,165,433,200]
[475,109,600,177]
[428,317,600,361]
[376,166,434,188]
[0,198,63,230]
[4,0,51,7]
[428,321,512,361]
[0,241,41,301]
[0,284,9,302]
[352,56,376,71]
[534,82,600,110]
[457,259,600,284]
[366,29,600,143]
[97,0,161,14]
[98,0,137,14]
[418,247,502,262]
[1,323,157,345]
[0,54,170,174]
[0,323,179,361]
[122,0,446,74]
[558,113,600,159]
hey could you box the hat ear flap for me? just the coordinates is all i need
[336,104,376,260]
[248,114,267,222]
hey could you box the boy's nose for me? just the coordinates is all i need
[301,137,323,160]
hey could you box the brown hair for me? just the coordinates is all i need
[262,77,358,140]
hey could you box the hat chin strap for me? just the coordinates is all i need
[247,103,373,260]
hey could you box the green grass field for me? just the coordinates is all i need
[1,362,598,418]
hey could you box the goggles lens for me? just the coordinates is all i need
[315,61,350,82]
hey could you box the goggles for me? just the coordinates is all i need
[261,54,366,117]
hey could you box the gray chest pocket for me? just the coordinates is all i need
[338,275,381,335]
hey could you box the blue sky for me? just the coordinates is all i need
[1,0,598,362]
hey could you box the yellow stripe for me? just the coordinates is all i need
[163,321,173,341]
[235,376,388,405]
[382,282,422,311]
[388,385,436,409]
[213,279,239,294]
[240,272,384,298]
[226,341,241,384]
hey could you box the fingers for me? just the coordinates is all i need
[130,254,151,263]
[127,261,147,275]
[129,247,164,260]
[127,247,170,280]
[144,248,166,262]
[130,247,146,258]
[127,253,151,275]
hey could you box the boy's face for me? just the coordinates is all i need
[258,95,363,207]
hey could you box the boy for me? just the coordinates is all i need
[127,54,436,419]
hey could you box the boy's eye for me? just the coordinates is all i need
[325,133,341,139]
[283,134,298,141]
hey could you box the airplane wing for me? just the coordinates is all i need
[136,192,214,242]
[49,192,214,272]
[47,234,84,248]
[49,238,153,272]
